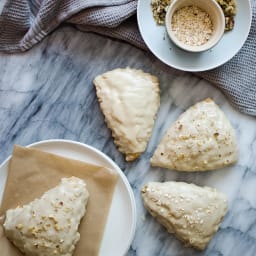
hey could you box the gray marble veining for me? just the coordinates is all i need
[0,26,256,256]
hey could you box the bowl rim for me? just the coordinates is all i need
[165,0,226,53]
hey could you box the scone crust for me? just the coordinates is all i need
[141,181,228,250]
[151,98,238,171]
[94,68,160,161]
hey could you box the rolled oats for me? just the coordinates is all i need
[171,6,213,46]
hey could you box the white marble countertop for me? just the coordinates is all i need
[0,26,256,256]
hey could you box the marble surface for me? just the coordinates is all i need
[0,26,256,256]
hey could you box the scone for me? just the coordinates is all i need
[94,68,160,161]
[141,181,228,250]
[3,177,89,256]
[151,98,238,171]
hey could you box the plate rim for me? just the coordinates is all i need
[0,139,137,256]
[137,0,252,72]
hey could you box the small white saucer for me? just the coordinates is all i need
[137,0,252,72]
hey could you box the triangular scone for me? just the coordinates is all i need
[94,68,160,161]
[151,98,238,171]
[141,181,228,250]
[3,177,89,256]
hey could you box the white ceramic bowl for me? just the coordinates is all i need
[165,0,225,52]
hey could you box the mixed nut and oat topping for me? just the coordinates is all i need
[151,0,236,31]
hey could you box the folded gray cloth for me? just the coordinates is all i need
[0,0,255,116]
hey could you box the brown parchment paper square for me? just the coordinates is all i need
[0,145,118,256]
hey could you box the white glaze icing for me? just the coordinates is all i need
[4,177,89,256]
[94,68,160,161]
[151,98,238,171]
[141,181,228,250]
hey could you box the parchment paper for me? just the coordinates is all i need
[0,145,118,256]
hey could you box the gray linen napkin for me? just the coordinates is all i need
[0,0,255,116]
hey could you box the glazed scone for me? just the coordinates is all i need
[3,177,89,256]
[151,98,238,171]
[94,68,160,161]
[141,181,228,250]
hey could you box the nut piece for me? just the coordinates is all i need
[216,0,236,31]
[151,0,172,24]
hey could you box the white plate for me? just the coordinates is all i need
[0,140,136,256]
[137,0,252,71]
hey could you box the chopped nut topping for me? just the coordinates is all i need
[141,186,147,193]
[214,132,219,138]
[151,0,171,25]
[54,224,62,231]
[217,0,236,31]
[15,224,23,230]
